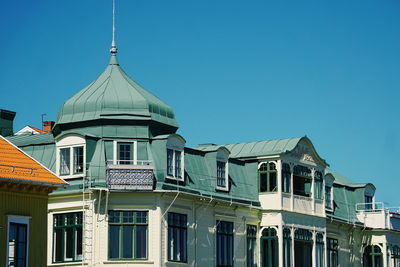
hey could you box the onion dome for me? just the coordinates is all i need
[55,55,178,129]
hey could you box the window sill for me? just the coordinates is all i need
[59,174,84,180]
[103,260,154,264]
[166,176,184,182]
[50,262,85,266]
[216,186,229,192]
[166,261,189,266]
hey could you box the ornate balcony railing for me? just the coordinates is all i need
[106,161,154,190]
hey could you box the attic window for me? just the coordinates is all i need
[216,149,229,191]
[166,136,185,181]
[217,161,227,188]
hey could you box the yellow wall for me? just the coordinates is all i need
[0,186,49,267]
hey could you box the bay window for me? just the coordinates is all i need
[293,165,312,197]
[59,146,84,176]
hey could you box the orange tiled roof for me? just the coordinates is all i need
[0,136,67,186]
[28,126,47,134]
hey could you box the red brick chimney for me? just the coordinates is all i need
[43,121,55,133]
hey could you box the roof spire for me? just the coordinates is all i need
[110,0,118,54]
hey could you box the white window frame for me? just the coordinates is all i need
[166,136,185,181]
[166,148,184,181]
[6,215,30,267]
[112,140,137,165]
[216,149,229,191]
[56,134,86,179]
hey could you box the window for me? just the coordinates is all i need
[53,212,83,263]
[325,186,332,210]
[294,229,312,267]
[293,165,312,197]
[216,220,234,267]
[259,162,277,193]
[283,228,291,267]
[108,211,148,260]
[327,238,338,267]
[217,161,227,188]
[168,212,187,262]
[167,148,184,180]
[314,171,323,199]
[282,163,291,193]
[316,233,324,267]
[261,228,278,267]
[247,225,257,267]
[59,146,84,176]
[365,195,373,211]
[391,245,400,267]
[363,245,383,267]
[7,216,29,267]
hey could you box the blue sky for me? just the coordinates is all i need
[1,0,399,205]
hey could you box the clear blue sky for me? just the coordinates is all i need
[1,0,399,205]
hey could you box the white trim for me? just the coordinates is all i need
[6,215,30,267]
[112,140,138,165]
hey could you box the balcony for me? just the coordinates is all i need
[106,160,154,190]
[356,202,400,231]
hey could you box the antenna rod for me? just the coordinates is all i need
[110,0,117,54]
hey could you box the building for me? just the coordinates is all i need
[3,48,400,267]
[0,135,67,267]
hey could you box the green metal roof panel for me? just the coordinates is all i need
[327,169,367,188]
[6,133,55,147]
[56,55,178,129]
[223,137,302,158]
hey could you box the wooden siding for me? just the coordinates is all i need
[0,187,48,267]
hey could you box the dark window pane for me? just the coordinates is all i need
[65,228,73,259]
[122,226,133,258]
[60,148,70,175]
[135,225,147,259]
[167,149,174,176]
[109,225,120,258]
[73,146,84,174]
[54,228,63,261]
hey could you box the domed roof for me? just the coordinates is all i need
[56,55,178,129]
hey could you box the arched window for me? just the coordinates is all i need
[282,163,291,193]
[259,163,277,193]
[283,228,291,267]
[363,245,383,267]
[261,228,278,267]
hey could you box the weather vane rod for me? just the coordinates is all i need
[110,0,118,54]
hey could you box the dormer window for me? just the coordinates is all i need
[217,161,227,187]
[364,184,376,211]
[215,148,229,191]
[60,146,84,175]
[166,135,185,181]
[56,134,86,178]
[167,148,183,180]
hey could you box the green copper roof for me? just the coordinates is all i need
[56,55,178,128]
[223,137,302,158]
[326,169,368,188]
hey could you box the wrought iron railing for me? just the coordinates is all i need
[106,161,154,190]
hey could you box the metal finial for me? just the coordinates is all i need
[110,0,117,54]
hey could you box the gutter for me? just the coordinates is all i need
[0,176,68,188]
